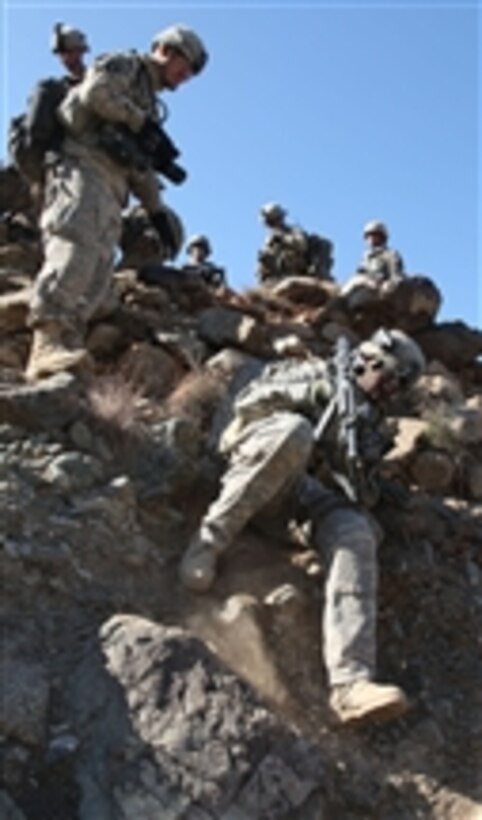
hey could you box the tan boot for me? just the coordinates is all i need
[329,679,410,726]
[25,321,92,382]
[179,533,220,592]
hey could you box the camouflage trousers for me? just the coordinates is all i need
[198,411,378,686]
[30,155,125,332]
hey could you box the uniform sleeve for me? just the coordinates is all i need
[77,56,146,133]
[234,360,331,421]
[387,250,405,279]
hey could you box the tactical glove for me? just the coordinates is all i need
[150,210,177,259]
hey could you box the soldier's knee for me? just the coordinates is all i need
[280,416,314,466]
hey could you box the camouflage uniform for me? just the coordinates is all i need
[182,329,426,724]
[182,355,379,686]
[258,224,333,285]
[358,246,405,284]
[30,50,163,333]
[183,234,226,287]
[342,221,405,307]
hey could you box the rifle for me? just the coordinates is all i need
[97,121,187,185]
[182,263,226,288]
[313,335,370,503]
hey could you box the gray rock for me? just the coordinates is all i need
[68,615,326,820]
[42,451,105,492]
[0,372,84,431]
[198,307,265,355]
[0,656,49,746]
[0,791,27,820]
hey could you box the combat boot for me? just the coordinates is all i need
[25,321,92,382]
[180,532,221,592]
[329,679,410,726]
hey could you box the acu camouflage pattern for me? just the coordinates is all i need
[30,51,165,332]
[195,354,380,685]
[341,246,405,307]
[257,225,334,285]
[358,246,405,284]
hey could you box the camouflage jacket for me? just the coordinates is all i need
[58,50,163,211]
[257,227,310,281]
[358,247,405,284]
[220,357,332,451]
[219,355,393,496]
[258,227,333,282]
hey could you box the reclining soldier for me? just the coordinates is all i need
[180,328,425,726]
[25,24,208,381]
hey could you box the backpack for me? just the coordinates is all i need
[8,77,70,184]
[306,233,334,280]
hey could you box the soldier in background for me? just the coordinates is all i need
[257,203,334,286]
[182,234,226,288]
[180,328,425,727]
[50,22,90,83]
[6,24,91,224]
[118,203,185,271]
[25,24,208,381]
[341,221,405,308]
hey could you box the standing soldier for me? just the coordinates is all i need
[25,24,208,381]
[180,328,425,726]
[257,203,334,286]
[5,24,91,224]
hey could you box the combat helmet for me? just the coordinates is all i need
[363,220,388,240]
[260,203,286,223]
[50,23,90,53]
[353,328,425,390]
[186,234,211,255]
[151,25,208,74]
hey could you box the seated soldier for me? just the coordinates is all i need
[182,234,226,287]
[341,221,405,308]
[179,328,425,727]
[257,202,333,286]
[117,203,184,271]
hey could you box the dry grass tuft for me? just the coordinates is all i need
[87,373,146,433]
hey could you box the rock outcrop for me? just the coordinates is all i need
[1,167,481,819]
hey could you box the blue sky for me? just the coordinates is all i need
[1,1,480,326]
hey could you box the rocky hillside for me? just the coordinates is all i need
[1,187,482,819]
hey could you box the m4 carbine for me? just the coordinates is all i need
[98,118,187,185]
[314,335,383,506]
